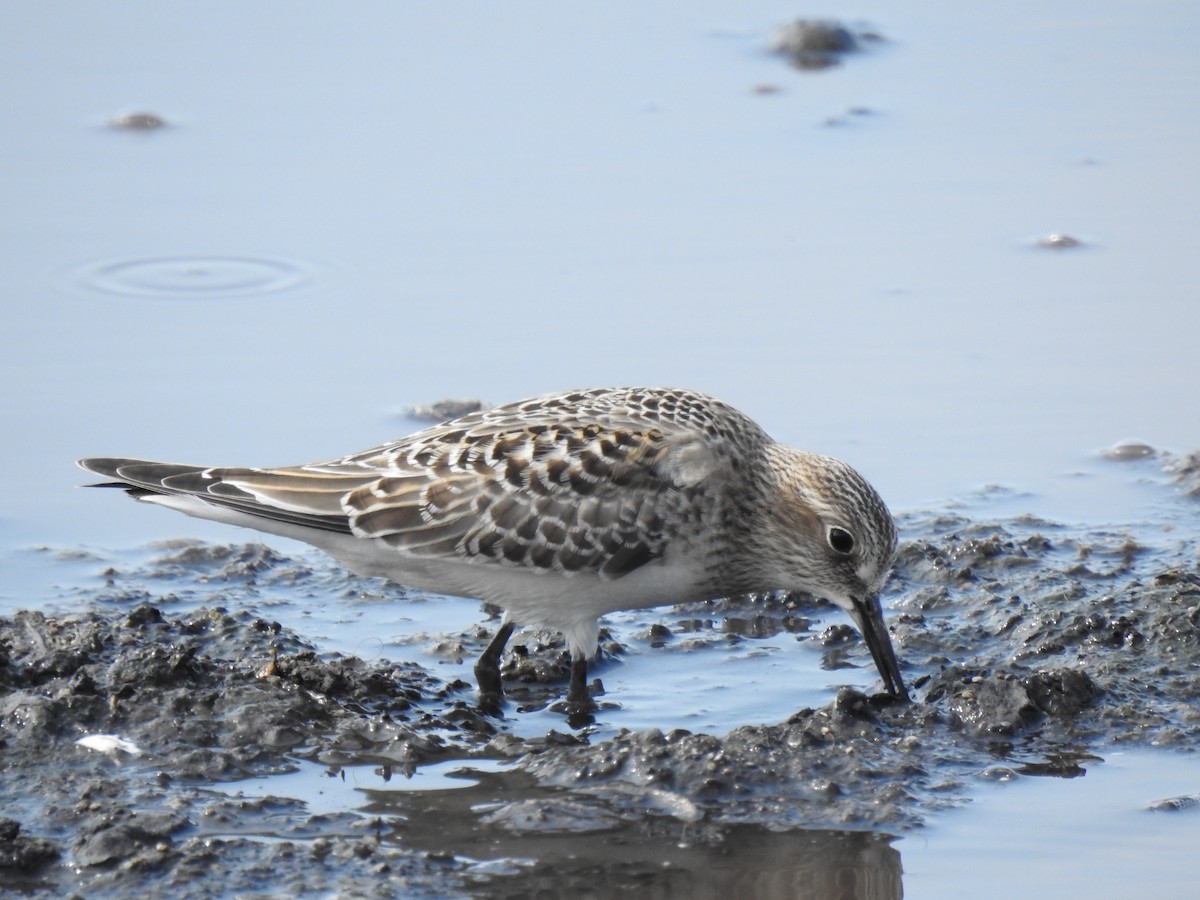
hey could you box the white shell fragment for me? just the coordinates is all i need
[76,734,144,756]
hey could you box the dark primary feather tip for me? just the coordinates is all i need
[77,459,146,491]
[77,458,123,477]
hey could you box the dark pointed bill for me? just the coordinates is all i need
[848,594,909,701]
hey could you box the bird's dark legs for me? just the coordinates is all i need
[561,653,597,727]
[474,621,514,714]
[475,621,597,725]
[566,654,590,707]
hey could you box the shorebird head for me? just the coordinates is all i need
[759,448,908,701]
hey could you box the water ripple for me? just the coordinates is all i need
[75,255,320,299]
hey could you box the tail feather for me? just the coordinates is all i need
[76,457,355,535]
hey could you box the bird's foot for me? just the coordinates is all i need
[552,656,599,727]
[474,621,515,717]
[550,693,597,728]
[475,676,507,716]
[474,673,508,717]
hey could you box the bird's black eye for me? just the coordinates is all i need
[827,526,855,555]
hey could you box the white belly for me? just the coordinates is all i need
[144,493,713,659]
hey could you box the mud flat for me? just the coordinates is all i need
[2,459,1198,896]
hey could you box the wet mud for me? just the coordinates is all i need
[3,458,1198,896]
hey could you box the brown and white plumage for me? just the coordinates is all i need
[78,387,908,711]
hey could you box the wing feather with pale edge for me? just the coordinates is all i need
[80,388,763,579]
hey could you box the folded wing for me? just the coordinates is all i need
[78,409,732,581]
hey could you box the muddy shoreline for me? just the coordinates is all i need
[3,462,1198,897]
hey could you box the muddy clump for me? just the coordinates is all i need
[0,598,501,895]
[404,398,488,423]
[1165,449,1200,496]
[770,19,883,70]
[108,111,168,131]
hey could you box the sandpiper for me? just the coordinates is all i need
[78,386,908,714]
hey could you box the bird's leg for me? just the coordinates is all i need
[474,621,514,714]
[562,653,598,728]
[566,654,590,707]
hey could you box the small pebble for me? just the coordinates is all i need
[108,112,168,130]
[1037,233,1083,249]
[1101,442,1156,461]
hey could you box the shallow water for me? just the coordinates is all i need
[902,749,1200,899]
[2,1,1199,896]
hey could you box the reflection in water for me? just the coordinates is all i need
[359,768,903,899]
[460,828,902,899]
